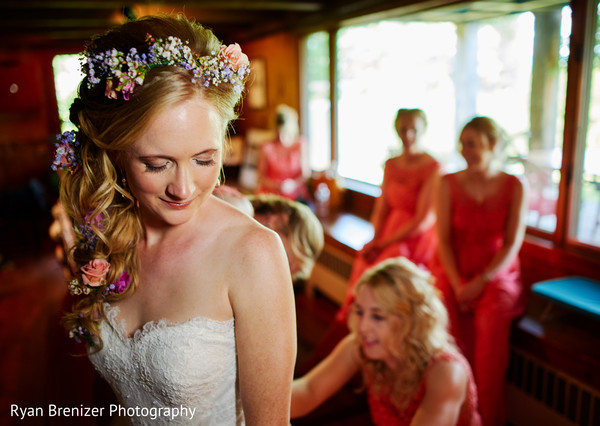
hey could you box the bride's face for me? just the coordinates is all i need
[122,96,223,227]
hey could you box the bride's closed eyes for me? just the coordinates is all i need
[141,149,219,173]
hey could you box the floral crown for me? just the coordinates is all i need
[83,33,250,100]
[52,35,249,173]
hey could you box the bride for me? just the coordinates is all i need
[54,15,296,425]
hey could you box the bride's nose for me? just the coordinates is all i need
[166,166,195,200]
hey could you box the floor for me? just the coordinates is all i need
[0,213,371,425]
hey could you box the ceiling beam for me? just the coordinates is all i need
[0,0,325,12]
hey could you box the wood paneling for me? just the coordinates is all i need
[0,52,60,189]
[237,32,300,134]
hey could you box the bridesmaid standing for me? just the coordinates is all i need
[433,116,528,426]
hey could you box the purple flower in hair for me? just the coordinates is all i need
[78,210,105,250]
[68,323,99,346]
[121,80,135,100]
[82,34,250,100]
[52,130,80,174]
[104,270,131,296]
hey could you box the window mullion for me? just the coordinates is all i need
[557,0,594,246]
[329,26,339,166]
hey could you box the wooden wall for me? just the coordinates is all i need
[237,32,300,134]
[0,50,61,190]
[0,49,64,252]
[519,238,600,286]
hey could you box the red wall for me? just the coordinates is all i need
[237,32,300,134]
[0,50,62,189]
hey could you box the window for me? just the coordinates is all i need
[572,1,600,246]
[302,1,600,249]
[302,31,331,173]
[52,54,84,133]
[336,21,457,184]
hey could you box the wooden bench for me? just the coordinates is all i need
[531,276,600,320]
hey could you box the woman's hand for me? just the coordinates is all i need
[291,334,360,418]
[362,239,386,262]
[455,276,487,311]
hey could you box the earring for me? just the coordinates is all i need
[120,176,128,198]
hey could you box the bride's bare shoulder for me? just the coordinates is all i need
[209,195,281,250]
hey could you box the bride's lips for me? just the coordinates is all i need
[162,199,193,209]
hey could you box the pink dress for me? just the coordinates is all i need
[257,137,307,200]
[336,157,440,321]
[367,351,481,426]
[432,172,525,426]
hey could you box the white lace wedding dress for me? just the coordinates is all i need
[88,303,244,425]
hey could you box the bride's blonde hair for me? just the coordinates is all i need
[60,14,247,349]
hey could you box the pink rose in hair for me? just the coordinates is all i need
[121,80,135,101]
[221,43,249,71]
[105,80,118,99]
[81,259,110,286]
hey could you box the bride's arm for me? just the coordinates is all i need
[229,225,297,425]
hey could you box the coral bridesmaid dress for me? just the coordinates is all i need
[432,172,525,426]
[337,157,440,321]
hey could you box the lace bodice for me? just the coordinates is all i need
[88,303,244,425]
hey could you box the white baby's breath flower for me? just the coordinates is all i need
[83,34,249,98]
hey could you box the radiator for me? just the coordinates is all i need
[507,347,600,426]
[306,243,353,305]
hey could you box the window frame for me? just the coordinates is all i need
[559,0,599,255]
[299,0,600,261]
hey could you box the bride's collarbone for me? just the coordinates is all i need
[139,241,226,272]
[114,280,229,334]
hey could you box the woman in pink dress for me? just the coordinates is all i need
[291,257,481,426]
[340,108,440,320]
[257,104,309,200]
[433,116,527,426]
[304,109,440,369]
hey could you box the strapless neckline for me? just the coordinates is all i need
[103,303,235,342]
[90,303,243,425]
